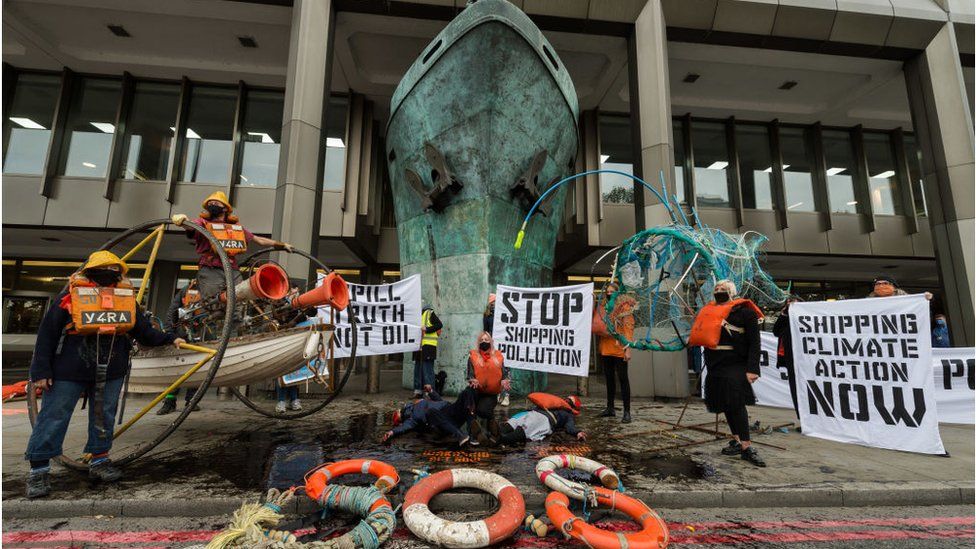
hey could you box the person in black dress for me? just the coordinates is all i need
[772,296,801,426]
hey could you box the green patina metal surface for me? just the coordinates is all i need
[387,0,579,395]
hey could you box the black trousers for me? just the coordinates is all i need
[725,406,751,442]
[782,360,800,420]
[602,355,631,412]
[474,392,498,420]
[426,388,476,441]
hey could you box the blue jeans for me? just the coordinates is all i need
[413,357,435,392]
[25,377,125,462]
[275,382,298,403]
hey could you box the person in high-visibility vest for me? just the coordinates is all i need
[414,306,443,398]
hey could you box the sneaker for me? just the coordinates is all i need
[156,399,176,416]
[89,460,123,483]
[412,390,422,398]
[621,411,632,424]
[498,394,510,406]
[290,399,303,411]
[275,401,287,414]
[721,440,742,455]
[598,408,615,418]
[741,447,766,467]
[26,469,50,499]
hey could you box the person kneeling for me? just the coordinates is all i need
[499,394,586,445]
[25,252,185,498]
[382,388,478,448]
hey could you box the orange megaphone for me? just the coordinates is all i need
[232,263,290,302]
[290,272,350,311]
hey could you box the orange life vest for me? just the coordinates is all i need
[469,349,504,395]
[205,222,248,256]
[65,274,137,336]
[528,392,578,415]
[688,298,764,349]
[181,286,201,308]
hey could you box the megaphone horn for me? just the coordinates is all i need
[234,263,290,302]
[291,272,350,311]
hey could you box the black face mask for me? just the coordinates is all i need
[87,269,121,286]
[206,204,226,218]
[714,291,730,303]
[479,341,491,351]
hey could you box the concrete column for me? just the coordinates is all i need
[273,0,335,284]
[904,23,975,346]
[629,0,675,231]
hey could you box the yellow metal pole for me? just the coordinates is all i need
[120,225,164,262]
[135,224,166,305]
[113,343,216,440]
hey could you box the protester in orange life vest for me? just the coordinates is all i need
[156,279,204,416]
[597,283,636,424]
[171,192,291,299]
[466,331,510,443]
[691,279,766,467]
[867,273,932,301]
[24,251,185,499]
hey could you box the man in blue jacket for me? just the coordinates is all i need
[25,251,184,499]
[383,387,477,447]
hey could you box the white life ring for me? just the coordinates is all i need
[403,468,525,548]
[536,454,619,505]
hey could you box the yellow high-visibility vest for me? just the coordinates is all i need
[421,309,439,347]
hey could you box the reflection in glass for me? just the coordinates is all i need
[863,132,903,215]
[122,82,180,181]
[904,135,926,217]
[59,78,121,178]
[323,97,349,191]
[599,115,635,204]
[779,127,817,213]
[3,74,61,175]
[239,90,284,187]
[691,121,731,208]
[3,296,48,335]
[181,86,237,184]
[735,124,774,210]
[673,120,686,203]
[822,130,859,214]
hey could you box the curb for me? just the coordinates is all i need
[4,481,971,518]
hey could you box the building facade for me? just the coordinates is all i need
[3,0,973,393]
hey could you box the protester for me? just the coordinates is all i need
[414,305,443,398]
[25,251,184,498]
[157,280,203,416]
[692,279,766,467]
[498,395,585,445]
[867,273,932,301]
[597,283,635,423]
[466,331,510,443]
[932,313,951,348]
[772,296,800,425]
[483,294,510,407]
[383,388,477,447]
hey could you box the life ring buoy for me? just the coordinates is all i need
[536,454,619,504]
[305,459,400,504]
[403,468,525,548]
[546,488,669,549]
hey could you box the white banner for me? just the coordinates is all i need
[789,295,945,454]
[317,275,423,358]
[932,347,976,424]
[492,283,593,377]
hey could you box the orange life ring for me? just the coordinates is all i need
[403,468,524,548]
[304,459,400,508]
[546,487,669,549]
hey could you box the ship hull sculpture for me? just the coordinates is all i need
[387,0,578,394]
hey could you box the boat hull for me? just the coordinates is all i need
[387,0,579,394]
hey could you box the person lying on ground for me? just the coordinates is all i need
[498,394,586,445]
[382,387,478,448]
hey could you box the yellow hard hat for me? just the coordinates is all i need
[83,250,129,275]
[202,191,233,213]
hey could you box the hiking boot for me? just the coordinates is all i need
[598,408,615,418]
[721,440,742,455]
[156,399,176,416]
[89,460,123,482]
[275,401,287,414]
[741,447,766,467]
[26,469,50,499]
[290,399,303,411]
[621,411,632,424]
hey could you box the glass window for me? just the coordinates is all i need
[59,77,121,178]
[3,73,61,175]
[239,90,284,187]
[691,121,731,208]
[673,119,686,204]
[904,135,927,217]
[779,127,817,213]
[863,132,903,216]
[181,86,237,184]
[599,115,635,204]
[14,261,81,293]
[2,296,48,334]
[3,260,15,291]
[735,124,775,210]
[822,129,859,214]
[323,96,349,191]
[122,81,180,181]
